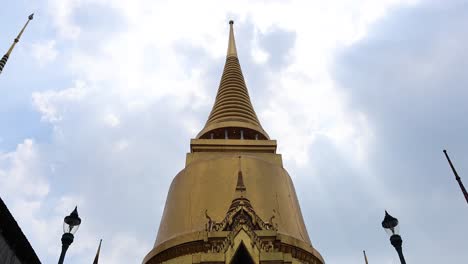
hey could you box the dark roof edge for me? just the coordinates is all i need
[0,195,41,263]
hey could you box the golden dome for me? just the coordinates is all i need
[153,154,313,245]
[144,152,324,264]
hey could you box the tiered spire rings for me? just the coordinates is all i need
[197,21,269,140]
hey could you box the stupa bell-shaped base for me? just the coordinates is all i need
[143,149,324,264]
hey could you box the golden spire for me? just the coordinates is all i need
[196,20,270,140]
[227,20,237,58]
[0,13,34,75]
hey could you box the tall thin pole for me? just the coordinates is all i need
[390,234,406,264]
[58,233,74,264]
[0,13,34,75]
[58,244,68,264]
[93,239,102,264]
[363,250,369,264]
[443,150,468,205]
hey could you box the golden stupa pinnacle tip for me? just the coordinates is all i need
[227,20,237,57]
[196,19,269,140]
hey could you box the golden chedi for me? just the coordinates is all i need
[143,21,325,264]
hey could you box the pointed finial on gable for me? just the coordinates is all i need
[236,171,246,192]
[236,156,246,193]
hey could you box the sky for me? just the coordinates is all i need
[1,0,468,263]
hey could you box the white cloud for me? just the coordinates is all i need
[251,32,269,64]
[39,0,419,167]
[46,0,83,39]
[103,113,120,127]
[114,139,129,151]
[31,40,58,67]
[32,80,87,123]
[0,139,49,199]
[103,233,149,263]
[0,139,87,262]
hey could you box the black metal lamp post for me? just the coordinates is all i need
[382,211,406,264]
[58,206,81,264]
